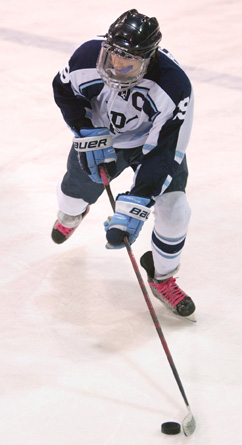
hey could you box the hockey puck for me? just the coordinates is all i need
[161,422,181,435]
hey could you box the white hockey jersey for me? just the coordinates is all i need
[53,38,194,197]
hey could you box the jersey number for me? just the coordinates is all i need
[173,97,190,121]
[59,62,70,84]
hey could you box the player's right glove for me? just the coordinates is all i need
[104,194,153,249]
[72,127,117,183]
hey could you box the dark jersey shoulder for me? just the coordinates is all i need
[69,39,103,72]
[145,48,192,104]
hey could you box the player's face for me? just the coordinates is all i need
[110,53,141,79]
[96,42,151,91]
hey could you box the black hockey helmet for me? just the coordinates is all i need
[97,10,162,91]
[106,9,162,58]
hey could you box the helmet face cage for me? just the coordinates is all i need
[97,42,151,91]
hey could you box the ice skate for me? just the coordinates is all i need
[51,206,90,244]
[140,251,196,322]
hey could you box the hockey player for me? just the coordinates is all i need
[51,9,196,320]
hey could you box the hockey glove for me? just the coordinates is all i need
[73,128,117,183]
[104,194,152,249]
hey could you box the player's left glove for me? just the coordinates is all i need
[72,128,117,183]
[104,194,153,249]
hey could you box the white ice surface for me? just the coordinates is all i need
[1,1,242,444]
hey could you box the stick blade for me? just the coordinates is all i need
[182,410,196,436]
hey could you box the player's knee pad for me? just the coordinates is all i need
[153,192,191,238]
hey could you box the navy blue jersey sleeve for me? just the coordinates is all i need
[52,39,103,130]
[52,73,92,129]
[130,91,194,198]
[130,51,194,198]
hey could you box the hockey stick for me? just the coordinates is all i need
[99,165,196,437]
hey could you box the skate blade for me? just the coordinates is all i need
[184,312,197,323]
[172,310,197,323]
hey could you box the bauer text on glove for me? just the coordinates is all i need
[73,128,117,183]
[104,194,153,249]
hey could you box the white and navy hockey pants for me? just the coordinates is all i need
[57,145,191,277]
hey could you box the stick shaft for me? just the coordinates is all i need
[100,166,190,407]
